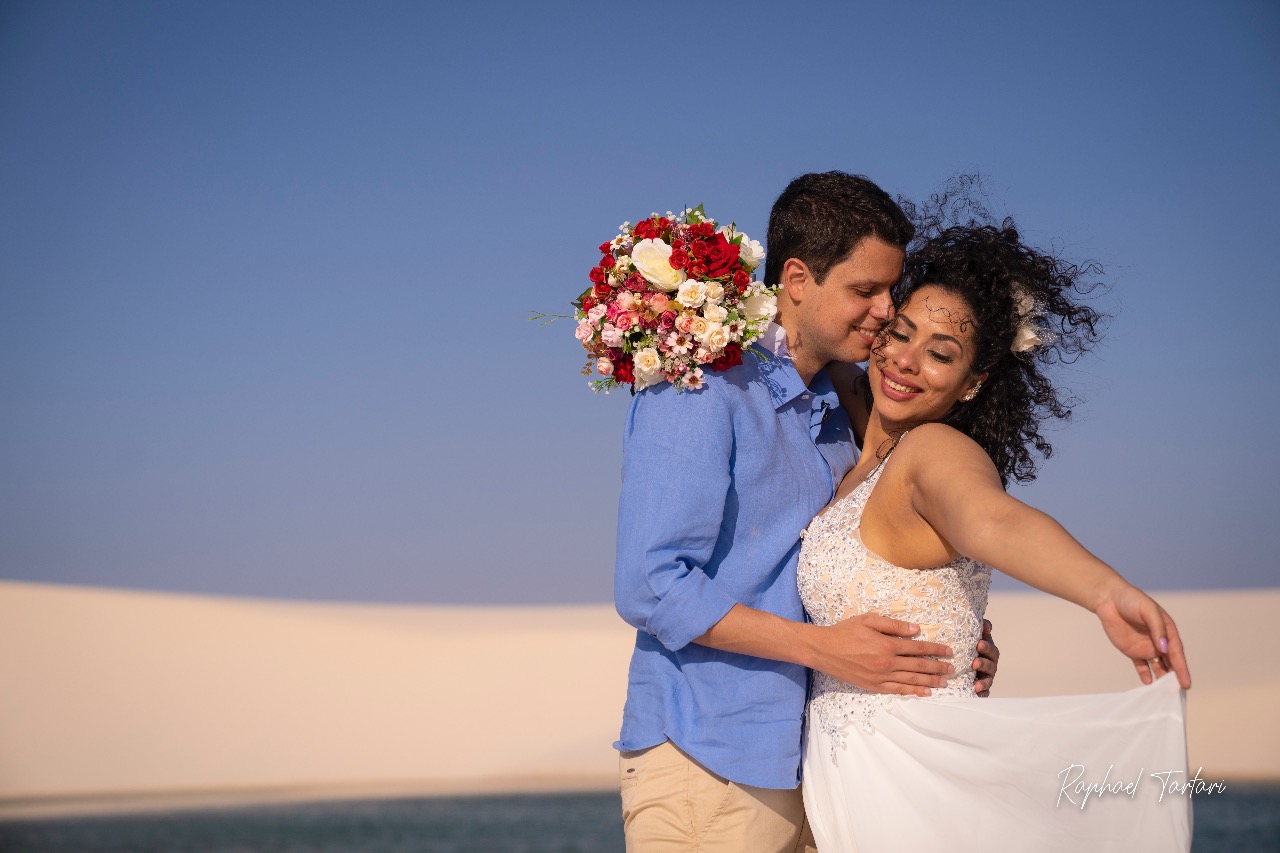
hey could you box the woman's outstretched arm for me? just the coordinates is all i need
[900,423,1191,689]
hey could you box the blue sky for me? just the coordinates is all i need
[1,0,1277,603]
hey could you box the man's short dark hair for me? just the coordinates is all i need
[765,171,914,285]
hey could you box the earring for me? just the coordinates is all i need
[961,384,982,402]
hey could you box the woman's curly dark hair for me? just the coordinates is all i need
[883,179,1107,486]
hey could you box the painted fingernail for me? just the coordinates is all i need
[1158,637,1169,654]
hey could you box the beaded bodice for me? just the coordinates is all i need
[797,452,991,752]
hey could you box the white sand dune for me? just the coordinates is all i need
[1,580,1276,819]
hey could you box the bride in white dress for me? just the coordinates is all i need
[798,222,1193,851]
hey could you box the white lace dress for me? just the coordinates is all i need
[797,456,1191,852]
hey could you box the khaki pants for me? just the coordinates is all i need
[619,741,818,853]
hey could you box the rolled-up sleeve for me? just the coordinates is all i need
[614,381,740,651]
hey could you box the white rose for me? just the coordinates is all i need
[738,237,765,269]
[634,347,664,389]
[615,290,637,311]
[702,323,731,352]
[742,292,777,322]
[676,280,707,309]
[703,282,724,303]
[634,347,662,374]
[691,316,710,338]
[630,238,687,292]
[703,303,728,324]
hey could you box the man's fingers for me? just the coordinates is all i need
[878,680,936,697]
[862,613,922,637]
[889,638,952,662]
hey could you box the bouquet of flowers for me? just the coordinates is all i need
[572,205,778,393]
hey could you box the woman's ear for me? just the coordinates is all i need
[961,372,990,402]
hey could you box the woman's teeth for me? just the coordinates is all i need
[885,377,918,393]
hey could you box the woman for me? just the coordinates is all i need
[798,222,1193,851]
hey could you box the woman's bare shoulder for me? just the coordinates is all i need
[894,423,996,476]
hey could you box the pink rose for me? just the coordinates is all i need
[601,325,624,347]
[575,321,595,343]
[675,313,696,334]
[659,310,677,331]
[614,311,636,331]
[596,357,614,377]
[649,293,671,312]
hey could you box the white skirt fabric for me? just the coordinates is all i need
[802,673,1192,852]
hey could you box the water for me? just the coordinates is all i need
[1,784,1276,852]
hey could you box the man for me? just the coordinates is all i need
[613,172,998,852]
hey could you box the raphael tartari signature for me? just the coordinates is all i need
[1056,764,1227,809]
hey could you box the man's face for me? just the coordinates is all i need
[796,236,904,365]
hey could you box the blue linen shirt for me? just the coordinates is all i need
[613,336,860,789]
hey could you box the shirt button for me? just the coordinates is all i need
[801,394,810,400]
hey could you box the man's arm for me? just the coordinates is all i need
[614,382,954,695]
[696,604,953,696]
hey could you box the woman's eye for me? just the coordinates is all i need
[929,350,954,364]
[887,329,908,342]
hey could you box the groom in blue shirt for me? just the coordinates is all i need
[614,172,997,852]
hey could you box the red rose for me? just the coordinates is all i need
[593,281,612,297]
[669,249,688,270]
[690,264,708,279]
[589,266,605,284]
[626,272,647,291]
[659,310,677,331]
[614,357,635,384]
[704,234,740,279]
[599,242,613,254]
[732,269,750,287]
[601,255,616,269]
[581,296,596,312]
[712,343,744,372]
[689,239,709,259]
[606,347,623,361]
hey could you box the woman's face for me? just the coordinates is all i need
[869,284,987,425]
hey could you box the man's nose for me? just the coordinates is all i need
[870,292,894,320]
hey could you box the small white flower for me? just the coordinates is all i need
[667,332,693,355]
[683,368,705,391]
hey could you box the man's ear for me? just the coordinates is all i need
[780,257,814,303]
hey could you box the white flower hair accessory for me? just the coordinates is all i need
[1010,284,1052,354]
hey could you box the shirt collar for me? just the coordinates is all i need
[752,322,834,411]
